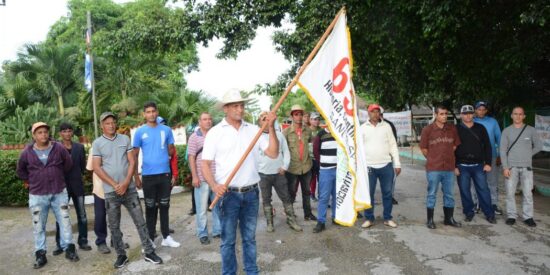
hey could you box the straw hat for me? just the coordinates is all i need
[220,89,251,106]
[289,104,304,115]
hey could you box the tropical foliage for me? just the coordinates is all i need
[183,0,550,114]
[0,0,215,144]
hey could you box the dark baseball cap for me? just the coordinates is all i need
[475,101,488,109]
[99,112,116,122]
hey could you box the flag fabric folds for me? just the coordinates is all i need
[84,28,92,93]
[84,53,92,93]
[297,13,370,226]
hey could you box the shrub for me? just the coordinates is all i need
[0,103,60,145]
[0,150,28,206]
[175,145,191,187]
[0,145,187,206]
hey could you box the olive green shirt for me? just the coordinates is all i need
[283,124,313,175]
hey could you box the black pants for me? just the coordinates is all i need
[56,192,88,247]
[286,170,313,216]
[93,194,108,246]
[259,173,292,206]
[142,173,172,240]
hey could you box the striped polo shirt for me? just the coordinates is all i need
[318,129,337,169]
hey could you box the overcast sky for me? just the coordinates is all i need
[0,0,290,105]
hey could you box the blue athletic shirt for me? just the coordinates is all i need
[473,116,501,158]
[133,124,175,175]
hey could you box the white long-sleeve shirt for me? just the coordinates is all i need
[259,131,290,174]
[359,120,401,168]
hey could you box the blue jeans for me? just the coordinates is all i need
[29,189,74,252]
[195,181,221,238]
[364,163,395,221]
[457,164,494,218]
[219,188,259,275]
[318,168,337,223]
[426,171,455,209]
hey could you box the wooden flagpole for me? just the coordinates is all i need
[210,7,347,209]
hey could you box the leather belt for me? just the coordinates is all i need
[227,183,258,193]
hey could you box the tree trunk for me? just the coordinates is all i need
[57,90,65,116]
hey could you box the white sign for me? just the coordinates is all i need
[173,126,187,145]
[297,13,370,226]
[384,111,412,136]
[535,115,550,152]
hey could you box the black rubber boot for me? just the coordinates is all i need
[34,250,47,269]
[65,244,80,262]
[426,208,436,229]
[443,207,462,227]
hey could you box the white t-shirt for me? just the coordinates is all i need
[202,118,269,188]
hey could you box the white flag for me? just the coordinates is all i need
[297,13,370,226]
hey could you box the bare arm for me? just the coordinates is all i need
[125,149,136,186]
[263,112,279,159]
[133,147,142,188]
[202,159,226,196]
[189,155,200,187]
[421,149,428,158]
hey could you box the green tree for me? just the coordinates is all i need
[5,43,81,116]
[184,0,550,113]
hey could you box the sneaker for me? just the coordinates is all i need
[161,236,180,248]
[311,195,318,202]
[493,205,503,215]
[188,209,196,216]
[384,220,398,228]
[199,236,210,245]
[97,243,111,254]
[524,218,537,227]
[114,255,129,269]
[392,197,398,205]
[304,213,317,221]
[144,252,163,264]
[465,215,474,222]
[312,222,326,233]
[52,246,64,256]
[486,216,497,224]
[505,218,516,225]
[361,220,374,228]
[212,234,221,239]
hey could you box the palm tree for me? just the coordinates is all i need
[151,89,219,127]
[6,43,81,116]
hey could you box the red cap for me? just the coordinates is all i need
[367,104,381,112]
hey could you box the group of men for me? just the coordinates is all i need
[419,102,542,229]
[16,89,542,274]
[17,102,181,269]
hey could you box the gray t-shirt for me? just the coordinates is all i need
[500,125,542,169]
[92,134,135,193]
[33,145,53,165]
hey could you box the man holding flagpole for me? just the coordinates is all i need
[202,89,279,275]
